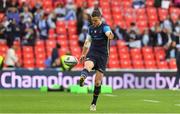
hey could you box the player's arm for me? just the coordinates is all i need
[80,35,92,63]
[103,25,114,40]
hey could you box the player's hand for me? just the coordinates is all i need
[79,55,86,63]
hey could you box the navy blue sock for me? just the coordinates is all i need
[91,86,101,105]
[80,69,89,78]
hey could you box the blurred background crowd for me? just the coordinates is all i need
[0,0,179,70]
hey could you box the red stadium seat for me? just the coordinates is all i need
[68,20,77,28]
[75,0,85,7]
[57,40,68,47]
[35,46,45,53]
[36,59,45,68]
[36,53,46,60]
[146,7,157,15]
[143,54,155,61]
[137,20,148,32]
[131,53,143,61]
[48,29,56,39]
[56,21,66,28]
[137,14,147,21]
[118,47,129,55]
[157,61,168,69]
[36,40,45,47]
[123,0,132,8]
[154,47,166,61]
[169,58,177,69]
[46,40,56,57]
[110,46,118,53]
[144,60,157,69]
[69,34,78,40]
[109,54,119,60]
[158,8,168,21]
[132,60,144,69]
[0,45,8,57]
[0,13,4,21]
[142,47,153,54]
[23,60,35,68]
[23,53,34,59]
[68,27,77,35]
[46,40,56,48]
[22,46,33,53]
[109,60,120,68]
[146,0,154,7]
[70,47,81,55]
[100,1,110,8]
[115,20,126,29]
[130,48,141,55]
[119,53,130,60]
[169,7,180,22]
[57,35,67,41]
[43,0,52,7]
[117,40,127,48]
[120,60,132,69]
[59,47,70,56]
[135,8,146,15]
[56,27,67,35]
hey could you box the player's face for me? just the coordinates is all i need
[91,17,101,27]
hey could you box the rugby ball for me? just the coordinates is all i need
[64,55,78,66]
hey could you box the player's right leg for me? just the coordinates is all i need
[80,60,94,86]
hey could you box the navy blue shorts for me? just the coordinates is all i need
[86,53,108,73]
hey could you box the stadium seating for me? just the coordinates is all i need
[0,0,179,70]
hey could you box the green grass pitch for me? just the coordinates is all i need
[0,89,180,113]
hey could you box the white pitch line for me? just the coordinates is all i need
[104,94,118,97]
[143,99,160,103]
[175,104,180,106]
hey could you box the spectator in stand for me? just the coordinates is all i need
[51,43,61,68]
[20,6,33,23]
[132,0,145,9]
[128,22,140,35]
[65,0,77,20]
[161,16,174,33]
[38,13,49,40]
[128,30,141,48]
[5,45,19,68]
[76,2,89,34]
[163,28,176,59]
[78,11,90,34]
[114,25,127,40]
[6,6,20,24]
[34,3,44,24]
[154,0,162,7]
[9,0,19,9]
[78,25,88,48]
[141,29,154,47]
[0,16,8,39]
[0,0,10,13]
[20,17,36,46]
[4,18,20,47]
[151,22,164,46]
[173,21,180,40]
[54,2,66,20]
[47,12,57,29]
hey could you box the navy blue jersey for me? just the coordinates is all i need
[88,23,111,56]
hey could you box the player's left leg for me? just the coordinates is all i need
[80,60,94,86]
[90,70,103,111]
